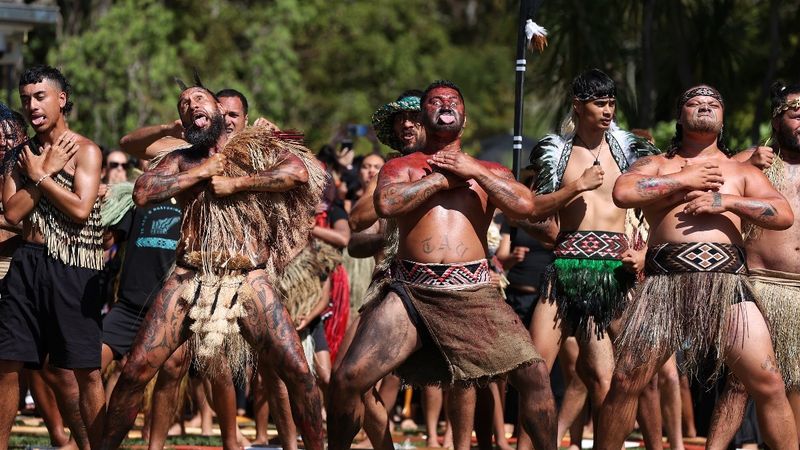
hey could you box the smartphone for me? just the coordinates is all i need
[347,124,369,137]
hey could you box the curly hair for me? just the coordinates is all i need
[19,65,73,114]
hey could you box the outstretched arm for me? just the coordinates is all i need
[119,120,186,160]
[210,151,309,197]
[347,220,385,258]
[613,155,723,208]
[511,215,558,247]
[133,151,224,206]
[374,158,455,218]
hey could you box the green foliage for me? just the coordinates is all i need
[14,0,800,155]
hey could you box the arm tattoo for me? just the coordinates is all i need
[475,171,524,210]
[135,173,186,204]
[732,200,777,222]
[378,176,442,216]
[712,192,722,208]
[635,177,682,198]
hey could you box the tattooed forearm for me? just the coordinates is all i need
[376,176,444,217]
[134,173,189,205]
[635,177,682,199]
[243,168,305,192]
[731,200,778,223]
[475,171,533,217]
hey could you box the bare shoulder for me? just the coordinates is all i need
[627,154,666,173]
[732,148,755,162]
[379,153,418,179]
[73,134,102,166]
[145,136,190,159]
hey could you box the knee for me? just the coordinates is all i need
[747,371,787,401]
[118,357,158,390]
[73,368,103,387]
[658,368,680,391]
[510,361,553,397]
[330,364,368,397]
[578,362,612,394]
[610,370,648,398]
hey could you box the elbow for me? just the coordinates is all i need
[67,208,91,224]
[612,190,636,209]
[4,211,22,227]
[132,188,150,207]
[374,198,394,218]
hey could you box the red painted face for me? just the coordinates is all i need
[422,86,465,134]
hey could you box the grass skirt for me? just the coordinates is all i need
[750,268,800,391]
[615,271,757,379]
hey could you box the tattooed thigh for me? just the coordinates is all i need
[129,267,194,370]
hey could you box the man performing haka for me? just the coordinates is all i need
[328,80,557,450]
[525,69,664,448]
[99,79,326,450]
[706,81,800,447]
[595,85,797,449]
[0,65,104,450]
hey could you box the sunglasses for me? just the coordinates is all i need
[107,162,130,170]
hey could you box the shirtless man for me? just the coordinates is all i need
[328,80,556,450]
[0,65,105,449]
[526,69,663,449]
[111,87,255,449]
[706,81,800,447]
[99,82,324,450]
[595,85,796,449]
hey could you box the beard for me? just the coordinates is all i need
[684,113,722,134]
[185,113,226,149]
[776,122,800,154]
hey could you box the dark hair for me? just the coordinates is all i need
[571,69,616,101]
[19,65,73,114]
[396,89,424,102]
[216,88,249,114]
[421,80,463,104]
[770,81,800,117]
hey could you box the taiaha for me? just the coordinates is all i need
[512,0,547,179]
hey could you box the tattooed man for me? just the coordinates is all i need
[328,80,557,450]
[706,81,800,447]
[99,82,325,450]
[595,85,797,449]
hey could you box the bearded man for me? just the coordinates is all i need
[99,81,326,450]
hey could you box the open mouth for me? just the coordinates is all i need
[437,109,456,125]
[30,114,46,127]
[193,112,209,128]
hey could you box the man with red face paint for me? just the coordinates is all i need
[328,80,556,450]
[99,80,325,450]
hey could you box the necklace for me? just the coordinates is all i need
[576,135,603,166]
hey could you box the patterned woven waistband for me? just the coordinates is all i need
[645,242,747,275]
[392,259,491,287]
[554,231,628,260]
